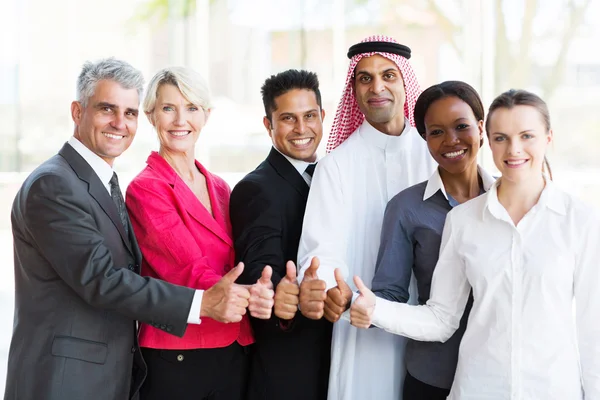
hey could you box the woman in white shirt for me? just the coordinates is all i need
[349,89,600,400]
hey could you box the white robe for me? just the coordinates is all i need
[298,120,436,400]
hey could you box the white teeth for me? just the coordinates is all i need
[443,149,466,158]
[103,133,124,140]
[170,131,190,137]
[506,160,527,165]
[292,138,311,145]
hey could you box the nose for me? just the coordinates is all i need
[110,113,126,131]
[174,110,186,126]
[294,118,306,134]
[445,130,460,145]
[508,140,522,155]
[370,77,385,94]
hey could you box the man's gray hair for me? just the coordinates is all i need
[76,58,145,106]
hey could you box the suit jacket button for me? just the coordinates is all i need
[131,347,136,353]
[177,354,184,362]
[166,326,172,332]
[160,324,166,330]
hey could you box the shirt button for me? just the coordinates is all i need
[177,354,184,362]
[127,264,134,271]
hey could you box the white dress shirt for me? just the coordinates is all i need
[68,137,203,324]
[297,120,436,400]
[275,147,317,186]
[372,179,600,399]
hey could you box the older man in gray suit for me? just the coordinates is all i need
[3,58,251,400]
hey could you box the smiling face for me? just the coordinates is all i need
[148,83,209,154]
[72,79,139,166]
[264,88,324,162]
[424,96,483,175]
[487,105,552,184]
[353,54,406,133]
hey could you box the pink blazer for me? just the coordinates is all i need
[126,152,253,350]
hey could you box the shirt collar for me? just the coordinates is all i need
[484,177,566,221]
[357,118,414,151]
[423,165,496,201]
[273,147,317,176]
[68,136,114,192]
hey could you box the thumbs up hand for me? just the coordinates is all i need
[350,275,376,329]
[274,261,300,320]
[299,257,327,320]
[201,262,251,323]
[248,266,275,320]
[324,268,353,323]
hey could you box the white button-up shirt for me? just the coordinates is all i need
[372,179,600,400]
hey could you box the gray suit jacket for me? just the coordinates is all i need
[3,143,195,400]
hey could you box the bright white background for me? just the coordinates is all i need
[1,0,599,393]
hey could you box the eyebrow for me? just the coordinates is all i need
[355,68,399,77]
[491,129,535,135]
[426,118,470,128]
[95,102,116,109]
[96,102,138,114]
[279,109,319,116]
[160,102,196,107]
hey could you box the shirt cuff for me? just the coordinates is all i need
[340,292,360,322]
[372,296,390,328]
[186,290,203,324]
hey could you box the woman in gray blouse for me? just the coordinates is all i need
[370,81,495,399]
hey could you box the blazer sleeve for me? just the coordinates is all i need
[126,178,224,291]
[371,196,413,303]
[230,179,284,287]
[21,173,194,337]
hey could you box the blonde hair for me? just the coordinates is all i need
[143,66,212,114]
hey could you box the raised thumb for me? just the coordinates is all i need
[223,262,244,283]
[334,268,346,287]
[305,256,320,278]
[285,261,297,282]
[259,265,273,285]
[353,275,369,294]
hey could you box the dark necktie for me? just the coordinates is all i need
[109,172,130,239]
[305,163,317,178]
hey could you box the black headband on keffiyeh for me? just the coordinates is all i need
[347,41,412,60]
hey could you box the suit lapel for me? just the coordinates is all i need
[267,147,310,200]
[146,152,233,248]
[58,143,134,255]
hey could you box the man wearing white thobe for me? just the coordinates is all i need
[297,35,436,399]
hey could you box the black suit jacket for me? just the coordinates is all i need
[230,148,332,400]
[4,143,195,400]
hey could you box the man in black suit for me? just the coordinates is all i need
[230,70,332,400]
[4,58,250,400]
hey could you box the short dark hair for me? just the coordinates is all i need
[414,81,485,147]
[486,89,553,180]
[261,69,322,122]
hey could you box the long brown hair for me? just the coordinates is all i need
[485,89,553,180]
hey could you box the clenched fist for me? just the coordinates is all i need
[324,268,353,323]
[350,275,376,329]
[299,257,327,320]
[274,261,300,320]
[248,266,275,319]
[201,263,250,323]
